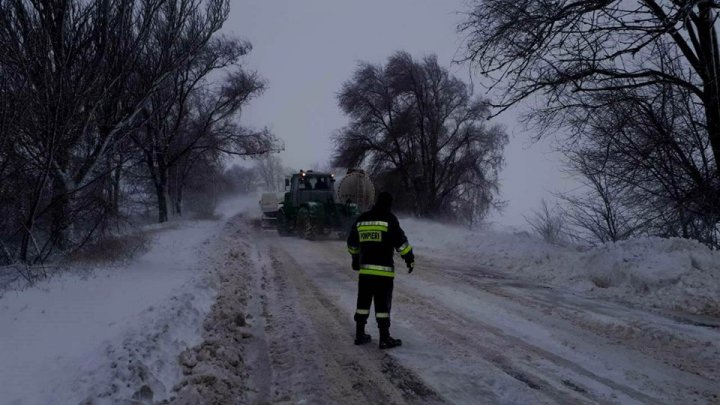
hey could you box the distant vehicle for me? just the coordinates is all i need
[259,192,282,229]
[276,170,359,240]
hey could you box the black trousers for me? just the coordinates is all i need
[354,274,394,330]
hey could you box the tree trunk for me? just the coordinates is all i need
[156,180,169,223]
[169,164,183,216]
[20,215,35,263]
[174,186,183,217]
[703,88,720,179]
[50,178,70,251]
[111,162,122,215]
[155,157,169,223]
[20,152,55,262]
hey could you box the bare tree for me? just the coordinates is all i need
[254,154,285,192]
[0,0,162,259]
[460,1,720,245]
[561,81,719,245]
[525,199,566,245]
[459,0,720,167]
[133,49,275,221]
[459,1,720,164]
[0,0,275,266]
[333,51,507,221]
[558,173,642,245]
[0,0,233,258]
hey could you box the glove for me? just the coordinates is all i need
[403,251,415,273]
[351,254,360,271]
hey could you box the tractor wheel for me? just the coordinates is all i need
[297,208,317,240]
[277,210,292,236]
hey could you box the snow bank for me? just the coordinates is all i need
[578,237,720,314]
[0,220,222,404]
[402,218,720,315]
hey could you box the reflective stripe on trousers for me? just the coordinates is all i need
[358,264,394,278]
[355,274,393,325]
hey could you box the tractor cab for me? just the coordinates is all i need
[277,170,357,239]
[285,171,336,206]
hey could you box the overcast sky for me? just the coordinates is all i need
[224,0,573,228]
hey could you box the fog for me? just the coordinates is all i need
[225,0,574,228]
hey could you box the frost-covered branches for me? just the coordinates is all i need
[0,0,276,264]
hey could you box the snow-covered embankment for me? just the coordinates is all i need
[0,195,258,404]
[403,218,720,316]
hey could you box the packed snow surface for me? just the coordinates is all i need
[403,218,720,315]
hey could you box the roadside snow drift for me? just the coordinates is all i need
[402,218,720,315]
[0,220,222,404]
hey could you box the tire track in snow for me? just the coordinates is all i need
[261,237,446,404]
[402,255,719,404]
[418,254,720,395]
[240,243,272,403]
[285,237,717,404]
[267,237,561,404]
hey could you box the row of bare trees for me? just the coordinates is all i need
[333,51,508,224]
[0,0,278,265]
[223,155,289,195]
[460,0,720,246]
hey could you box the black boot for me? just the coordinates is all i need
[354,323,371,345]
[379,336,402,349]
[379,327,402,349]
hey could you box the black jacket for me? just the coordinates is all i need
[347,207,413,277]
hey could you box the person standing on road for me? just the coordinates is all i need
[346,192,415,349]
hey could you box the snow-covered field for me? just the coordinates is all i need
[404,218,720,317]
[1,198,718,404]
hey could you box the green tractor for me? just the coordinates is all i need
[277,170,360,240]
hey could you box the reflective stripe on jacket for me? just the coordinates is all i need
[346,207,413,278]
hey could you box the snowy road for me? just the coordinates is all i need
[176,215,720,404]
